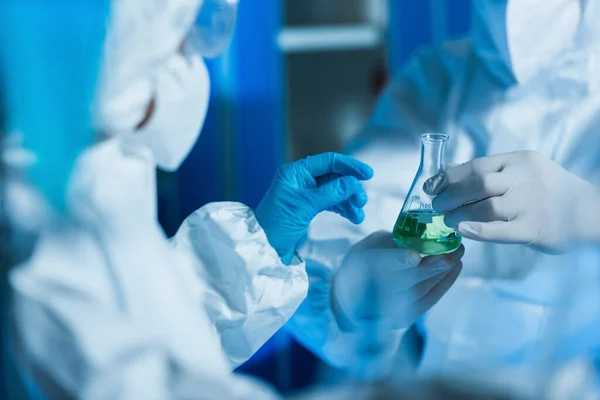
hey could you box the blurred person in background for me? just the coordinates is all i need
[288,0,600,380]
[1,0,465,398]
[0,1,111,398]
[5,0,368,398]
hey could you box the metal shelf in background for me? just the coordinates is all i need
[277,24,384,53]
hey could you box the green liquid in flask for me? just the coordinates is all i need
[392,210,461,255]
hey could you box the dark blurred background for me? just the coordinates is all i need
[157,0,472,394]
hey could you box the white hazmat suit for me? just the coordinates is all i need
[291,0,600,375]
[10,0,307,398]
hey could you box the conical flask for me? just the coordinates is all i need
[392,133,461,255]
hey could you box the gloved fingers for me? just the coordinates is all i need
[446,154,512,183]
[385,246,455,275]
[443,196,521,228]
[345,207,366,224]
[349,191,369,208]
[418,244,465,269]
[406,268,456,305]
[302,152,374,180]
[338,192,368,224]
[393,261,462,328]
[336,244,424,301]
[456,220,537,245]
[392,269,450,302]
[406,246,464,300]
[315,172,338,186]
[350,230,416,253]
[348,247,423,272]
[317,174,369,208]
[412,260,462,310]
[328,201,366,224]
[423,154,512,196]
[390,245,464,293]
[432,171,515,212]
[311,176,366,214]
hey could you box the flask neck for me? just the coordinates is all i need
[420,140,446,176]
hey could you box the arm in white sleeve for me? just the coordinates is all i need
[11,222,281,400]
[287,43,465,368]
[170,202,309,368]
[286,258,407,373]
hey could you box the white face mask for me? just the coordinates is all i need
[133,51,210,171]
[97,0,238,172]
[472,0,582,86]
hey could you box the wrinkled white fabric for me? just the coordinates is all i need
[171,203,308,368]
[11,223,281,400]
[472,0,581,85]
[11,0,309,398]
[291,2,600,374]
[11,139,307,398]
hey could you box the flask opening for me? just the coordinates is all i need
[421,133,448,143]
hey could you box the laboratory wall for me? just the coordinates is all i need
[158,0,472,393]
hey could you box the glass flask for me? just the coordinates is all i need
[392,133,461,255]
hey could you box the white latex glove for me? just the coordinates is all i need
[424,151,600,254]
[332,231,464,332]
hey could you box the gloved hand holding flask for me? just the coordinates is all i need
[333,231,464,332]
[424,151,600,254]
[329,231,464,379]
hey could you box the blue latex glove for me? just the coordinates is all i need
[255,152,374,264]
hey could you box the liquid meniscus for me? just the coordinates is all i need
[392,211,461,255]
